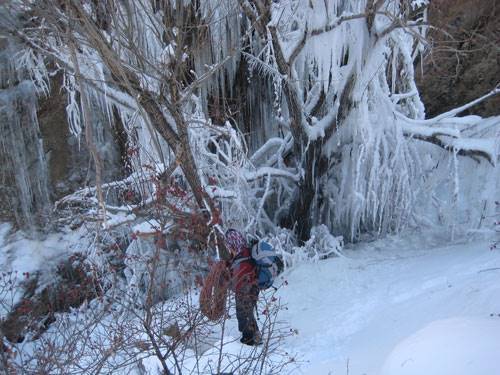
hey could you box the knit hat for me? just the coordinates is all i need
[225,228,247,256]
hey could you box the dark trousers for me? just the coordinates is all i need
[235,284,259,342]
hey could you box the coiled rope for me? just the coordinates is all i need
[199,261,231,321]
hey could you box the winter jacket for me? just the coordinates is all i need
[230,246,257,293]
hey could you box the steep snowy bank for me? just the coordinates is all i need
[0,223,87,316]
[277,232,500,374]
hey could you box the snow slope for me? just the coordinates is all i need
[0,223,87,314]
[276,232,500,375]
[381,317,500,375]
[2,226,500,374]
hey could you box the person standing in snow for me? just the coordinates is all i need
[225,228,261,346]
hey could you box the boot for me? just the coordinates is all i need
[253,330,262,346]
[240,331,262,346]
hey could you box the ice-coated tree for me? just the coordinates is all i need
[235,0,498,241]
[1,0,498,243]
[1,0,243,254]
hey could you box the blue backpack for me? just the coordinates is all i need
[251,241,284,290]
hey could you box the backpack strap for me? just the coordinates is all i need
[248,237,259,249]
[232,255,253,267]
[251,241,260,258]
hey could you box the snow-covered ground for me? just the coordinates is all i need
[277,232,500,374]
[0,223,86,315]
[2,226,500,374]
[381,317,500,375]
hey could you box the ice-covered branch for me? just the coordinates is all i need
[398,117,461,138]
[306,106,339,141]
[304,82,323,115]
[394,85,500,129]
[250,138,286,165]
[242,51,283,79]
[424,86,500,124]
[377,17,429,40]
[287,12,367,64]
[310,13,367,37]
[243,167,300,182]
[287,29,308,65]
[410,133,496,165]
[179,55,233,104]
[391,89,419,103]
[238,0,268,36]
[376,1,429,40]
[206,187,237,200]
[399,114,496,165]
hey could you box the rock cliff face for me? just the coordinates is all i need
[37,72,126,202]
[416,0,500,117]
[0,38,124,230]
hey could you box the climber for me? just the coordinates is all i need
[225,228,261,346]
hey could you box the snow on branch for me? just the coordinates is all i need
[180,55,233,103]
[310,13,368,37]
[376,16,429,40]
[243,167,300,182]
[399,117,496,165]
[398,118,461,139]
[286,12,367,64]
[409,134,496,166]
[422,86,500,125]
[250,137,286,164]
[393,85,500,165]
[206,187,237,200]
[242,51,282,79]
[306,106,339,141]
[54,162,170,213]
[390,89,419,103]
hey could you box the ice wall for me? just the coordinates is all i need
[0,39,50,229]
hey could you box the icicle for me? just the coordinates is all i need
[63,73,83,138]
[0,80,50,230]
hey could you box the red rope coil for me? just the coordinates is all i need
[199,261,231,322]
